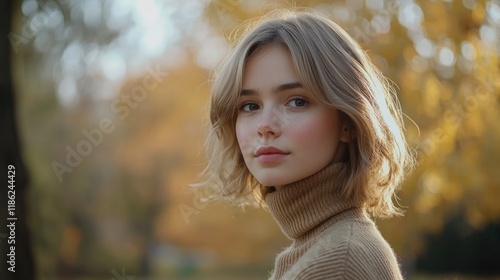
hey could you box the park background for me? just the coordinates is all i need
[1,0,500,279]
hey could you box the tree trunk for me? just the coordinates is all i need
[0,0,35,279]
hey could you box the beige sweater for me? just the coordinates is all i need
[265,162,403,280]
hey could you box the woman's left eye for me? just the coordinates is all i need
[239,102,260,112]
[287,98,308,108]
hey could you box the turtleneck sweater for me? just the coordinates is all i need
[265,162,404,280]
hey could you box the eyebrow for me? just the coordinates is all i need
[239,82,303,96]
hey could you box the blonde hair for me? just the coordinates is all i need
[194,9,415,218]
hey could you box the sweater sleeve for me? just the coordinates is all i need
[290,222,404,280]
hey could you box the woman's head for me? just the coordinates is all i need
[197,9,414,217]
[236,43,350,189]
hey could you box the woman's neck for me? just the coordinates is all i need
[265,161,362,240]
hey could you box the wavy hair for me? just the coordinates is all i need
[193,9,415,218]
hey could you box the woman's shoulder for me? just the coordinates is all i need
[293,216,403,279]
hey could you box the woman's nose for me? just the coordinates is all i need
[257,107,283,137]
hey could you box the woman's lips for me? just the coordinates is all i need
[255,146,289,163]
[257,153,289,163]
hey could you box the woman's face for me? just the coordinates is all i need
[236,44,349,188]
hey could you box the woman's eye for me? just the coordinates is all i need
[240,103,260,112]
[288,98,308,108]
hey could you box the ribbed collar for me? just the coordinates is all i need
[265,162,360,240]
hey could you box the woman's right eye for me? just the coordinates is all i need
[240,103,260,112]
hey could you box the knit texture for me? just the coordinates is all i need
[265,162,404,280]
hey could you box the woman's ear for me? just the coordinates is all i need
[340,121,352,143]
[338,112,355,143]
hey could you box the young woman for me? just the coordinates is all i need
[195,9,414,280]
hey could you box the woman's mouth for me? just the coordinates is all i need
[255,146,289,163]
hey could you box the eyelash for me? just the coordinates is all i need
[238,102,259,112]
[238,97,309,112]
[288,97,309,108]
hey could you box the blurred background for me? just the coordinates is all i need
[1,0,499,279]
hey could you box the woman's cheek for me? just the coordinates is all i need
[292,121,338,159]
[288,119,323,145]
[236,121,251,154]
